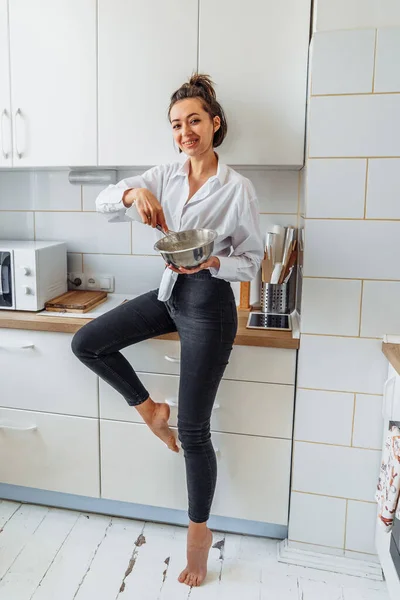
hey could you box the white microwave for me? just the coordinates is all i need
[0,240,67,311]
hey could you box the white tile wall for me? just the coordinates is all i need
[315,0,400,31]
[361,281,400,337]
[292,441,382,502]
[0,170,33,210]
[297,335,388,394]
[374,27,400,92]
[294,388,354,445]
[306,159,366,219]
[0,211,34,239]
[309,95,400,157]
[82,184,105,211]
[304,220,400,280]
[311,30,375,95]
[83,253,166,295]
[366,158,400,219]
[288,491,346,548]
[345,501,378,554]
[35,212,131,254]
[236,169,299,214]
[131,221,160,256]
[67,253,83,273]
[352,394,383,450]
[301,278,361,336]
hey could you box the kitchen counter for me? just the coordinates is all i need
[0,309,299,349]
[383,342,400,376]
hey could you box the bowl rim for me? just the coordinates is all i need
[153,228,218,255]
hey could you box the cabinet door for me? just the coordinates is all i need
[98,0,198,166]
[8,0,97,166]
[0,0,12,166]
[199,0,311,166]
[0,329,98,417]
[0,408,100,497]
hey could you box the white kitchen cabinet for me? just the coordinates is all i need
[199,0,311,166]
[0,0,12,167]
[100,372,295,439]
[6,0,97,166]
[0,407,100,497]
[98,0,198,166]
[0,329,98,417]
[101,419,291,525]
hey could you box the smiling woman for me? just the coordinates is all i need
[71,73,263,588]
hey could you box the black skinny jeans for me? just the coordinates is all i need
[71,271,237,523]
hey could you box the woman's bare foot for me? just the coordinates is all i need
[136,398,179,452]
[178,523,213,587]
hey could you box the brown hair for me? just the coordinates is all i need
[168,73,227,148]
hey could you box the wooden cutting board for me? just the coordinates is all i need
[45,290,108,313]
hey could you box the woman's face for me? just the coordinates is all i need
[170,98,220,158]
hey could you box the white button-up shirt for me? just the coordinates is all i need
[96,159,264,301]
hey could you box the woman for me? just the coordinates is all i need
[72,74,263,587]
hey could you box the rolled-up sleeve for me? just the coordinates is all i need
[95,165,165,222]
[210,189,264,282]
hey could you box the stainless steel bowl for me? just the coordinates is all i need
[153,228,218,269]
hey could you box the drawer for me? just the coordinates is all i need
[100,420,291,525]
[119,339,296,384]
[100,373,294,438]
[0,329,98,417]
[0,408,100,497]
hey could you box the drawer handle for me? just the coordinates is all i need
[165,398,220,410]
[0,423,37,432]
[164,355,180,363]
[0,344,35,351]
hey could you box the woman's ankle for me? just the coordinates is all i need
[135,396,156,423]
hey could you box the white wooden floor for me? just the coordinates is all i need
[0,500,390,600]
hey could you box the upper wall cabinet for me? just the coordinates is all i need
[98,0,198,166]
[0,0,11,167]
[2,0,97,167]
[199,0,311,167]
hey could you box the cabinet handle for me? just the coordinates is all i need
[1,109,10,159]
[15,108,23,159]
[0,423,37,432]
[164,355,180,364]
[0,344,35,351]
[165,398,220,411]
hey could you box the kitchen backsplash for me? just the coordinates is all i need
[0,167,300,303]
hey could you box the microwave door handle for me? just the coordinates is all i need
[0,258,3,296]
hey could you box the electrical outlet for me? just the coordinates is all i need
[86,273,115,292]
[67,272,85,289]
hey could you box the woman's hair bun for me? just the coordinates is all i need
[188,73,216,100]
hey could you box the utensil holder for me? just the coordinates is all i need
[260,282,290,314]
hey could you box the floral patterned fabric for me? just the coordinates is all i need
[376,425,400,532]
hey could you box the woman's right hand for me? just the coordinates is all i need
[123,188,168,231]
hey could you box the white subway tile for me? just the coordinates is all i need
[292,441,382,502]
[236,169,299,214]
[366,158,400,219]
[309,95,400,157]
[0,171,34,210]
[361,281,400,338]
[82,184,106,211]
[67,253,83,273]
[297,335,387,394]
[83,254,165,296]
[307,159,366,219]
[301,278,362,336]
[35,212,130,254]
[304,220,400,280]
[346,501,378,554]
[353,395,383,450]
[288,491,346,548]
[312,30,375,95]
[375,27,400,92]
[299,167,306,216]
[131,221,161,256]
[316,0,400,31]
[32,171,81,211]
[0,211,34,239]
[295,389,354,445]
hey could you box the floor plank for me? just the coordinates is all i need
[0,507,78,600]
[30,512,112,600]
[0,500,21,530]
[299,579,344,599]
[0,504,49,580]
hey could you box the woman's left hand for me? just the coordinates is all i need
[167,256,220,275]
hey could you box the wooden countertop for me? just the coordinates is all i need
[382,342,400,375]
[0,309,299,350]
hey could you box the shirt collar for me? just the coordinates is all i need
[172,156,228,187]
